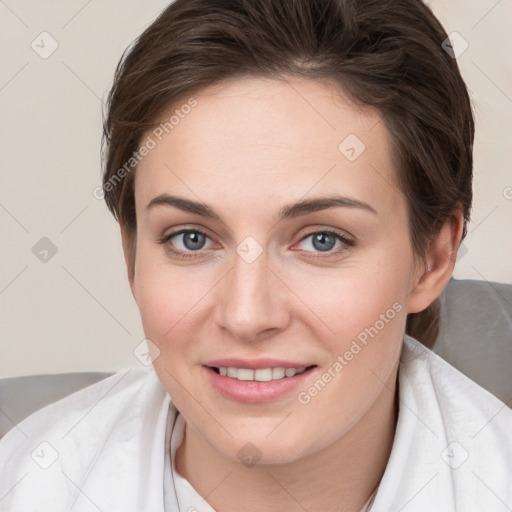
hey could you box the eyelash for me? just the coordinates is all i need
[158,228,355,260]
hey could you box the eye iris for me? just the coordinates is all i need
[312,233,336,252]
[183,232,206,250]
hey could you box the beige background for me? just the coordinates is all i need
[0,0,511,377]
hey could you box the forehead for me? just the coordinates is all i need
[134,76,402,219]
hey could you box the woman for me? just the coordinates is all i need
[1,0,511,510]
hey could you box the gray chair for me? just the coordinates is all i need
[434,278,512,405]
[1,278,511,440]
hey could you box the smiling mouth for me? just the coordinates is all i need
[209,365,317,381]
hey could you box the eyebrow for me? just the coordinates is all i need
[146,193,377,221]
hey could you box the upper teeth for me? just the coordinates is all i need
[217,367,307,381]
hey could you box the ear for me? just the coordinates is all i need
[120,225,136,297]
[407,207,464,314]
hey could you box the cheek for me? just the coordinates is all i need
[285,258,411,345]
[135,269,196,340]
[133,247,218,360]
[283,258,409,412]
[132,258,212,409]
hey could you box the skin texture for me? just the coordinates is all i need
[121,76,463,512]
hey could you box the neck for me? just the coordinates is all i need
[175,368,399,512]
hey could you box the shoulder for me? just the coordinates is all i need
[401,335,511,428]
[0,367,174,510]
[399,336,512,509]
[0,367,162,446]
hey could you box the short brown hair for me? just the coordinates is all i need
[102,0,474,348]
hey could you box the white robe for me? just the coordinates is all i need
[0,336,511,511]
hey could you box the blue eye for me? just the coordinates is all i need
[159,229,213,258]
[296,230,354,258]
[159,228,354,260]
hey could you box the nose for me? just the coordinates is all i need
[215,247,290,342]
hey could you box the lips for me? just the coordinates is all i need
[202,359,318,403]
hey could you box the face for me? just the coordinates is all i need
[128,76,423,465]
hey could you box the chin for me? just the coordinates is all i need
[213,426,311,467]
